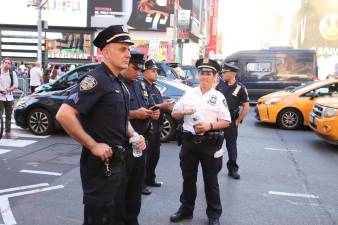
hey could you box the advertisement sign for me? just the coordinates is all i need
[88,0,193,31]
[45,32,91,59]
[87,0,128,27]
[178,10,191,43]
[291,0,338,50]
[208,0,219,55]
[0,0,87,27]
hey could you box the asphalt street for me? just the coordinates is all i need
[0,107,337,225]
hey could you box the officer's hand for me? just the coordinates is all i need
[137,107,153,119]
[136,135,147,151]
[90,143,113,161]
[235,119,241,126]
[161,101,173,110]
[194,122,210,134]
[151,109,160,120]
[183,108,196,115]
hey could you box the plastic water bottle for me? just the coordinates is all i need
[130,132,142,157]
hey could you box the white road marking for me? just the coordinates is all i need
[20,170,62,176]
[0,149,11,155]
[0,197,16,225]
[0,184,64,225]
[0,183,49,194]
[3,185,64,199]
[0,139,37,147]
[264,147,301,152]
[269,191,319,199]
[11,132,50,139]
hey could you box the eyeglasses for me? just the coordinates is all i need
[3,61,11,65]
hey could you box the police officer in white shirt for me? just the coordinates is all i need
[29,62,43,93]
[0,57,18,139]
[170,58,231,225]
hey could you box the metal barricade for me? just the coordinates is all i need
[16,77,31,98]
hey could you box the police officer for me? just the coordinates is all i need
[119,52,160,224]
[56,25,146,225]
[142,59,173,188]
[170,58,231,225]
[216,63,250,180]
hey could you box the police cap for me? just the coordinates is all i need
[93,25,134,50]
[221,62,239,73]
[144,59,159,70]
[130,52,145,70]
[195,58,221,73]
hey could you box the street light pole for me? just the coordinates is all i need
[37,0,48,64]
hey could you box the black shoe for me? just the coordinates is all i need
[208,218,220,225]
[146,181,163,187]
[142,187,152,195]
[170,211,193,222]
[228,171,240,179]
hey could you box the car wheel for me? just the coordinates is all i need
[277,108,303,130]
[160,113,176,142]
[27,108,53,135]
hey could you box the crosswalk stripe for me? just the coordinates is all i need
[0,139,37,147]
[0,149,11,155]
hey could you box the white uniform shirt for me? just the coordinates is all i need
[173,87,231,134]
[29,66,42,86]
[0,68,18,101]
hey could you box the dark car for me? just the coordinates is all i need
[35,62,187,94]
[224,48,318,101]
[14,78,191,142]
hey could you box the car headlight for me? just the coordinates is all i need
[323,107,337,118]
[263,97,281,105]
[15,98,27,107]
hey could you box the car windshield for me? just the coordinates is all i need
[171,67,186,80]
[289,80,318,93]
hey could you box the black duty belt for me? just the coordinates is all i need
[182,130,225,146]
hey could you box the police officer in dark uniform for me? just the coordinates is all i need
[119,52,160,224]
[170,58,231,225]
[142,59,173,188]
[216,63,250,180]
[56,25,146,225]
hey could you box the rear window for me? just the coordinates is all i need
[276,56,314,80]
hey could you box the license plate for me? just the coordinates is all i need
[310,114,315,125]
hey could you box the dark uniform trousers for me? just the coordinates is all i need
[223,121,239,172]
[123,151,146,225]
[179,139,223,219]
[145,122,161,184]
[81,148,126,225]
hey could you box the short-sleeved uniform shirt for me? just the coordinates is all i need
[64,63,130,205]
[64,63,130,147]
[173,87,231,135]
[216,80,249,115]
[143,78,163,130]
[121,77,154,135]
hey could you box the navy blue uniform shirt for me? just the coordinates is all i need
[121,77,154,135]
[64,63,130,147]
[216,79,249,115]
[143,78,163,128]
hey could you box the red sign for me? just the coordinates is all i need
[208,0,218,56]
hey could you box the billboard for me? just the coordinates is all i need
[0,0,87,27]
[208,0,219,55]
[291,0,338,50]
[88,0,194,32]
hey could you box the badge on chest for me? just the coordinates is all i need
[207,95,217,106]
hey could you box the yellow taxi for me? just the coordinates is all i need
[255,78,338,129]
[309,97,338,145]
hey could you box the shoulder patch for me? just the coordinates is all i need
[223,99,228,108]
[80,75,98,92]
